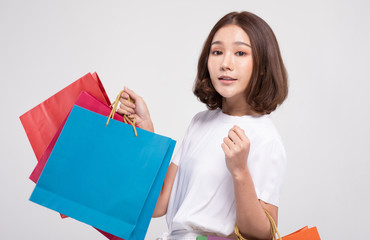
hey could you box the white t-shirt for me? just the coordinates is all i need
[165,109,287,239]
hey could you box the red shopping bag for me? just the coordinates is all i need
[20,72,110,161]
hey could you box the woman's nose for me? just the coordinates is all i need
[220,52,234,71]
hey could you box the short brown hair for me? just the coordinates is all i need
[193,11,288,114]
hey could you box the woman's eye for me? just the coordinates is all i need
[236,51,246,56]
[212,50,222,55]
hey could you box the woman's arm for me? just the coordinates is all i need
[222,125,277,240]
[233,168,277,239]
[152,163,178,217]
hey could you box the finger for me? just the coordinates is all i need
[223,137,234,149]
[228,129,242,145]
[119,98,136,109]
[118,104,135,114]
[221,142,231,156]
[232,125,248,142]
[120,91,130,100]
[124,86,141,102]
[128,113,138,120]
[117,107,132,116]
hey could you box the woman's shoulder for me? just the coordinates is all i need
[248,115,282,140]
[191,109,220,124]
[237,115,285,154]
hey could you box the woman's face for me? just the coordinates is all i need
[208,24,253,103]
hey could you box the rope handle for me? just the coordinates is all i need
[234,209,282,240]
[106,90,138,137]
[264,209,281,240]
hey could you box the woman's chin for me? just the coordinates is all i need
[217,90,238,99]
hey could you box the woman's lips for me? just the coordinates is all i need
[218,76,237,84]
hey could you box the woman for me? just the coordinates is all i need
[118,11,288,240]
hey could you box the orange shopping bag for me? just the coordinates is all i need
[235,210,321,240]
[266,210,321,240]
[281,226,320,240]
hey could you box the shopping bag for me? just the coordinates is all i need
[280,226,320,240]
[28,90,141,239]
[29,105,176,239]
[29,91,125,184]
[29,91,126,221]
[19,72,110,161]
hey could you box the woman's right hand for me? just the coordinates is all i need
[117,86,154,132]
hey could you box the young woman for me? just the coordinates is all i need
[118,11,288,240]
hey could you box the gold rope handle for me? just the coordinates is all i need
[106,90,138,137]
[234,209,282,240]
[234,224,248,240]
[264,209,281,240]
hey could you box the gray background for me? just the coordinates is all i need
[1,0,369,239]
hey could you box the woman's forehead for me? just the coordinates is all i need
[212,24,251,46]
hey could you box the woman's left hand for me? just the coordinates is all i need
[221,125,251,177]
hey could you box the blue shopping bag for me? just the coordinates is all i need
[29,105,176,240]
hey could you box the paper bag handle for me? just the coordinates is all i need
[234,209,282,240]
[106,90,138,137]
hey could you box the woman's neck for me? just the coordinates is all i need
[221,97,261,116]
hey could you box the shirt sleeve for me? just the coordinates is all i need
[170,139,184,166]
[170,113,199,166]
[248,138,287,207]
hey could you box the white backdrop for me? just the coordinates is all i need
[1,0,370,239]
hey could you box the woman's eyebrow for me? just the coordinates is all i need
[234,41,251,48]
[211,40,251,48]
[211,41,222,46]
